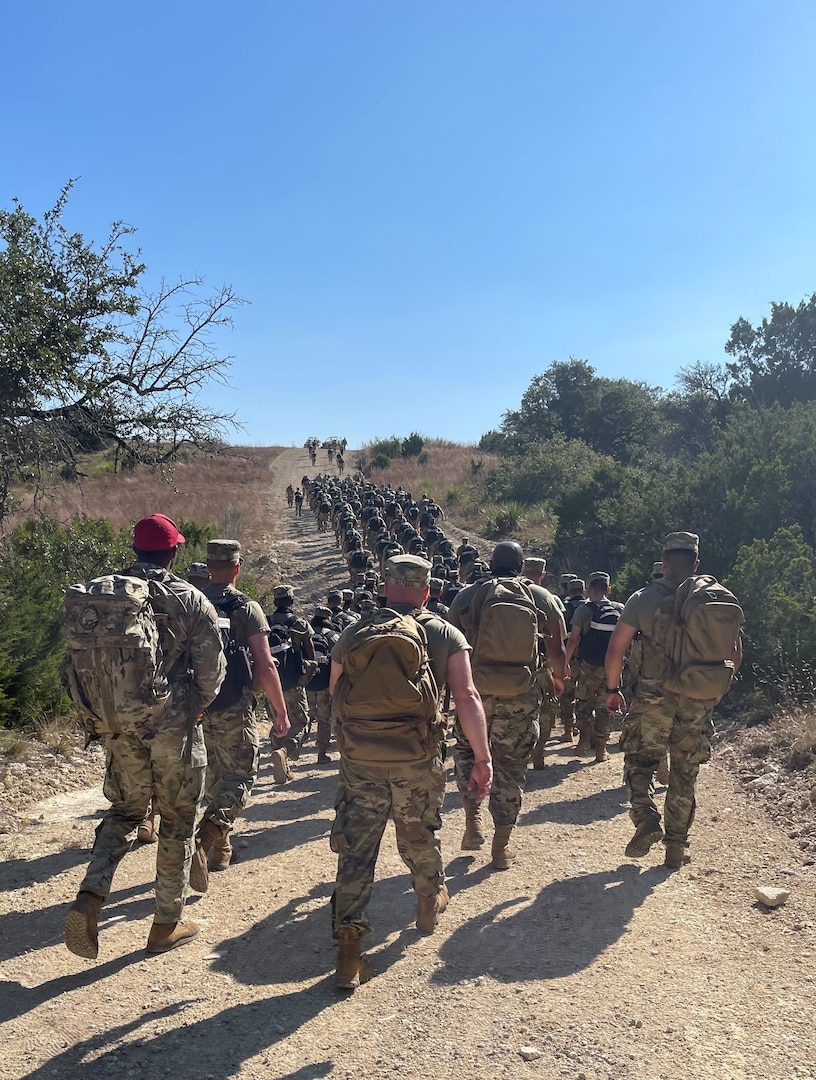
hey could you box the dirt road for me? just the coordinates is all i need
[1,447,814,1080]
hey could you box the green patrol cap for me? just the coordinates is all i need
[662,531,699,555]
[568,579,586,592]
[651,561,664,579]
[386,554,432,588]
[273,584,294,601]
[588,571,610,586]
[313,606,333,620]
[186,562,211,582]
[207,538,242,564]
[560,573,578,586]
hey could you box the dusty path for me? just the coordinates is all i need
[1,447,815,1080]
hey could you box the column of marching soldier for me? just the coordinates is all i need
[64,464,742,993]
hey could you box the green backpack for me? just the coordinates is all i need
[663,575,744,700]
[61,574,170,737]
[463,577,542,697]
[332,608,442,764]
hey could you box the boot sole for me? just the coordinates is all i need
[65,911,98,959]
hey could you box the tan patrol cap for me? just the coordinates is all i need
[273,584,295,601]
[662,531,699,555]
[560,573,578,586]
[207,539,242,564]
[386,554,432,587]
[522,557,546,575]
[588,571,610,585]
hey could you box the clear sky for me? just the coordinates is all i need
[3,1,815,448]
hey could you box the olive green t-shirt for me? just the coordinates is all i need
[619,576,679,679]
[331,603,470,690]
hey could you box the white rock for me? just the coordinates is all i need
[755,886,790,908]
[519,1047,542,1061]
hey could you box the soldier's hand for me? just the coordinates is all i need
[467,759,493,803]
[606,689,625,714]
[272,712,291,738]
[552,676,565,698]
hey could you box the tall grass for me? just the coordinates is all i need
[357,440,498,500]
[11,447,284,551]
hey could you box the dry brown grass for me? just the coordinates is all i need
[12,447,284,550]
[360,440,497,503]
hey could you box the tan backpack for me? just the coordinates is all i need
[663,574,744,700]
[61,574,170,738]
[332,608,442,764]
[463,577,542,697]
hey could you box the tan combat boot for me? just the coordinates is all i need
[416,884,449,935]
[531,733,547,770]
[190,819,222,893]
[270,747,291,785]
[334,927,372,990]
[137,805,158,844]
[209,829,233,872]
[624,818,664,859]
[594,738,609,763]
[65,891,104,959]
[491,825,518,870]
[146,920,200,954]
[461,799,486,850]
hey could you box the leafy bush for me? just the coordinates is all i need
[370,454,391,471]
[401,432,425,458]
[416,450,429,465]
[727,525,816,697]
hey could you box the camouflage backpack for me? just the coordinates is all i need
[61,575,170,738]
[462,577,542,697]
[662,575,744,700]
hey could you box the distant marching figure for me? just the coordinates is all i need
[286,484,294,508]
[294,487,304,516]
[336,453,345,476]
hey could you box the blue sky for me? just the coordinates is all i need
[3,1,815,448]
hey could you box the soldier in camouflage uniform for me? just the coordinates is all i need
[522,557,562,769]
[559,576,584,740]
[329,555,492,990]
[192,540,290,888]
[268,585,316,783]
[64,514,226,959]
[605,532,743,869]
[307,606,339,763]
[447,542,566,870]
[564,571,623,762]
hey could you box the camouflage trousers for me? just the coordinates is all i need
[306,688,333,752]
[331,754,445,938]
[269,686,311,752]
[201,703,260,834]
[560,673,577,731]
[620,685,715,846]
[80,723,206,923]
[532,665,558,765]
[454,685,540,827]
[575,663,614,742]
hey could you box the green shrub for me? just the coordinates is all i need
[370,454,391,471]
[401,432,425,458]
